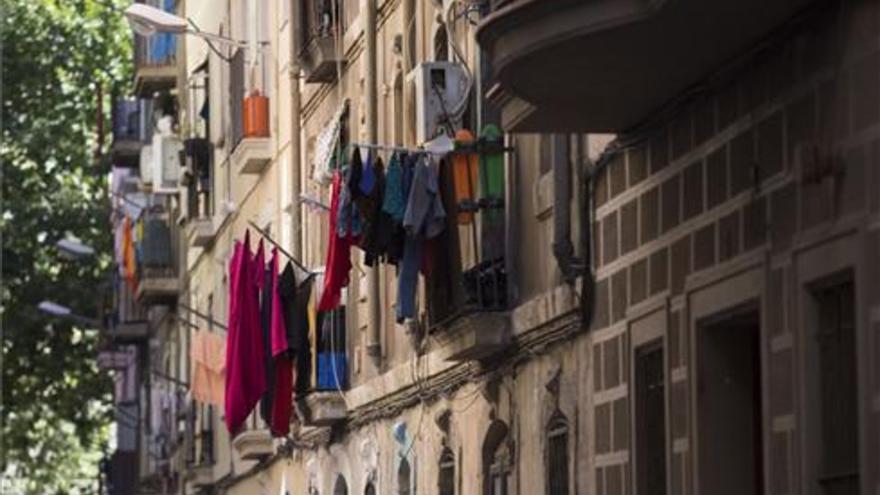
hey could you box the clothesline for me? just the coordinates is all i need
[179,304,228,330]
[346,141,420,154]
[247,220,314,276]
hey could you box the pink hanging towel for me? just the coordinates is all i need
[224,231,267,435]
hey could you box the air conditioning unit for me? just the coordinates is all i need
[139,116,183,194]
[139,144,154,187]
[151,133,183,194]
[408,62,469,144]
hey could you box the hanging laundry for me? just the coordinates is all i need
[224,232,267,435]
[382,152,406,222]
[316,308,347,391]
[122,216,138,291]
[403,154,447,238]
[260,249,295,436]
[319,172,354,312]
[397,155,447,322]
[278,261,315,398]
[190,330,226,406]
[312,101,349,186]
[337,148,363,239]
[359,155,388,266]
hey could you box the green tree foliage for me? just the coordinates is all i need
[1,0,131,492]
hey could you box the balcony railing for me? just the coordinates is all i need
[136,210,180,304]
[133,0,178,96]
[427,138,511,361]
[107,273,149,341]
[297,0,346,83]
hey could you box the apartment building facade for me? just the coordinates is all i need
[103,0,878,494]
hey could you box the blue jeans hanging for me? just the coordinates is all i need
[396,236,422,323]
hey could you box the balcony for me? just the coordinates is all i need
[231,136,272,175]
[296,0,346,83]
[182,138,218,247]
[136,214,180,305]
[107,276,150,342]
[477,0,815,132]
[299,392,347,426]
[232,429,273,460]
[426,143,510,361]
[301,36,346,84]
[111,98,153,166]
[133,1,178,97]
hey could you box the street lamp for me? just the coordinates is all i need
[38,300,101,328]
[123,3,251,48]
[57,237,95,260]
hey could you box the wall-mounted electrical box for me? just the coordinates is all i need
[408,62,469,144]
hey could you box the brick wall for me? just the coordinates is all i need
[588,1,880,493]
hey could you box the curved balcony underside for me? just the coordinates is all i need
[478,0,817,132]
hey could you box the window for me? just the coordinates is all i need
[482,421,511,495]
[334,475,348,495]
[814,281,859,494]
[398,457,412,495]
[438,448,455,495]
[635,342,666,495]
[364,482,376,495]
[546,415,570,495]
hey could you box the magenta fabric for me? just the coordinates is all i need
[318,172,353,311]
[267,248,295,435]
[224,231,267,434]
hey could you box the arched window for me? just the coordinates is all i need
[364,482,376,495]
[546,414,570,495]
[398,457,412,495]
[482,421,511,495]
[433,25,449,62]
[438,447,455,495]
[333,475,348,495]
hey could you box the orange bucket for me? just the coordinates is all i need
[243,90,269,138]
[452,129,479,224]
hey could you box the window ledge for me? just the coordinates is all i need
[232,429,273,460]
[232,137,272,175]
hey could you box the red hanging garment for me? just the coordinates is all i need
[267,249,294,436]
[224,231,267,435]
[318,171,353,311]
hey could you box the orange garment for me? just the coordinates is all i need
[191,330,226,406]
[122,216,138,291]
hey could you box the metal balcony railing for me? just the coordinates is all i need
[133,0,178,69]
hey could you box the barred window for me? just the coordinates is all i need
[438,448,455,495]
[398,457,411,495]
[546,415,570,495]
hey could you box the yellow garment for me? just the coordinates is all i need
[308,283,318,389]
[122,216,138,290]
[190,330,226,406]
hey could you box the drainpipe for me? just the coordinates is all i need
[552,135,582,284]
[365,0,381,361]
[580,137,615,329]
[289,67,302,257]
